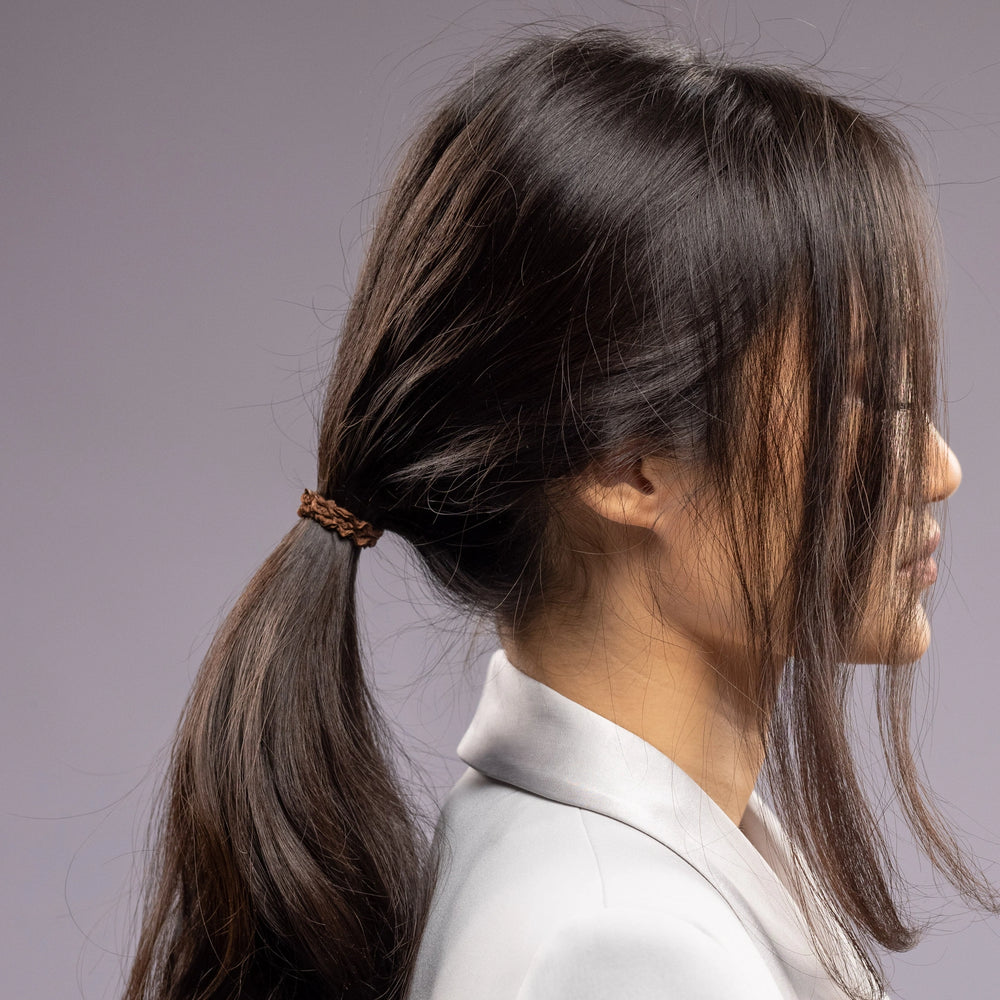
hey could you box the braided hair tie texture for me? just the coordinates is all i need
[297,488,383,548]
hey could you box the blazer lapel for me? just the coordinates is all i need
[455,647,875,1000]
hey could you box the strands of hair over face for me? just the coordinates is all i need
[124,24,1000,1000]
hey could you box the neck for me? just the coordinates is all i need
[497,623,768,829]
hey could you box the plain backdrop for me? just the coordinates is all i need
[3,1,999,998]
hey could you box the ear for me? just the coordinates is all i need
[574,454,678,536]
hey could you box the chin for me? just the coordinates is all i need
[903,605,932,662]
[850,603,931,665]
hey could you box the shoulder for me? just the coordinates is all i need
[411,771,781,1000]
[515,906,783,1000]
[433,768,722,913]
[431,768,751,928]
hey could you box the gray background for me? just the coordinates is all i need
[3,1,998,997]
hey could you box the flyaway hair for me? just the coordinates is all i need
[124,24,1000,1000]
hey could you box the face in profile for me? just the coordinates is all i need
[846,413,960,665]
[639,329,961,682]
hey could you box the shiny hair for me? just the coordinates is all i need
[124,23,999,1000]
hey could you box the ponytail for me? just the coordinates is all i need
[125,515,435,1000]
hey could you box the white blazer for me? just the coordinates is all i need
[406,647,881,1000]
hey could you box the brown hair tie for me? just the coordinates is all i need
[297,488,384,548]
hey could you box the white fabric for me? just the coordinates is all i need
[406,647,880,999]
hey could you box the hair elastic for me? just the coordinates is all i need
[297,488,383,547]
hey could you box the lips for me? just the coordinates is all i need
[898,523,941,570]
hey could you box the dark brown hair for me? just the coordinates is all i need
[124,23,999,1000]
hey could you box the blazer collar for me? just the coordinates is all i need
[455,647,873,1000]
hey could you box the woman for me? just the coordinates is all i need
[124,24,999,1000]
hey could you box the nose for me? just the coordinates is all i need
[926,422,961,503]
